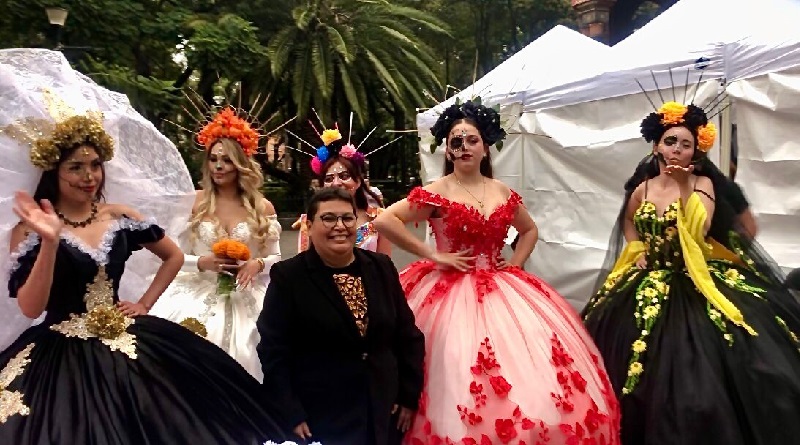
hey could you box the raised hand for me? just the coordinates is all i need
[12,191,63,243]
[664,164,694,185]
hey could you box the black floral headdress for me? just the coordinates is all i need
[429,97,506,153]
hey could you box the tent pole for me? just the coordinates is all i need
[719,94,732,177]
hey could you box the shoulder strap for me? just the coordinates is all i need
[694,189,715,202]
[693,177,715,202]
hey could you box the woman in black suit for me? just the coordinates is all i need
[257,187,425,445]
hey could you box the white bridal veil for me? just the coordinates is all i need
[0,49,195,350]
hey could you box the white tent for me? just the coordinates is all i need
[418,25,612,192]
[415,0,800,309]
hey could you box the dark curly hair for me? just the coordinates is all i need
[431,100,507,148]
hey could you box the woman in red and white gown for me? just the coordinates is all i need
[375,100,620,445]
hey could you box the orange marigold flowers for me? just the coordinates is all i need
[197,107,259,156]
[212,239,251,261]
[658,101,688,125]
[696,123,717,152]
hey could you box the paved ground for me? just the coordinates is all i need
[278,223,426,270]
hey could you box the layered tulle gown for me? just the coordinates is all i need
[400,188,620,445]
[582,193,800,445]
[0,217,285,444]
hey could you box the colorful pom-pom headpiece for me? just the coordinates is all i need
[298,111,401,175]
[637,62,728,153]
[428,96,507,154]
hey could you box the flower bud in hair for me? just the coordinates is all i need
[657,102,688,125]
[339,144,357,158]
[697,123,717,152]
[310,156,322,174]
[316,146,329,163]
[321,129,342,146]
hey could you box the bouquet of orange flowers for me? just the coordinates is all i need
[211,239,251,296]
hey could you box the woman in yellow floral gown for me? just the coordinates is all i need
[582,100,800,445]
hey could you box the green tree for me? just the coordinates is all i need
[264,0,448,125]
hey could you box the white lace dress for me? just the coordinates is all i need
[149,217,281,381]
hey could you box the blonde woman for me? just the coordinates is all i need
[150,108,281,382]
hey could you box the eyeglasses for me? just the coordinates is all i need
[324,171,353,183]
[318,212,358,228]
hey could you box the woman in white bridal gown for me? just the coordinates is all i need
[150,109,281,381]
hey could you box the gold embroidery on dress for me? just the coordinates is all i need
[333,274,368,337]
[0,343,35,423]
[179,317,208,338]
[50,266,138,359]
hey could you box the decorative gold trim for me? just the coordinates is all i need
[50,267,138,359]
[0,343,36,423]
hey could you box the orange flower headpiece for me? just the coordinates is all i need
[197,107,260,157]
[166,91,296,158]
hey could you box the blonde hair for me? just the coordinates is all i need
[191,138,278,244]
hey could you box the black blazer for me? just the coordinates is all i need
[257,247,425,445]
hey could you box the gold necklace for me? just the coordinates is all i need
[453,175,486,212]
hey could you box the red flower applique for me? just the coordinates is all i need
[495,419,518,444]
[489,375,512,397]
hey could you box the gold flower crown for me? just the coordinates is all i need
[0,89,114,171]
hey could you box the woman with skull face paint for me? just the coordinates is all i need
[294,126,389,255]
[582,100,800,445]
[374,100,621,445]
[149,107,282,382]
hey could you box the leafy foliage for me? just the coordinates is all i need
[1,0,583,210]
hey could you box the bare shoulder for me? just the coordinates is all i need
[694,175,714,191]
[260,197,277,216]
[101,203,144,221]
[489,179,512,196]
[422,177,449,195]
[631,181,646,200]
